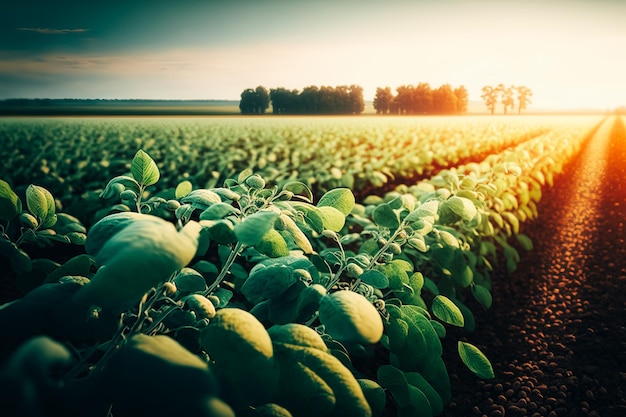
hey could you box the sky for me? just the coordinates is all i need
[1,0,625,110]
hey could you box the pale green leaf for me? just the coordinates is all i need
[458,341,495,379]
[432,295,464,327]
[234,211,279,245]
[131,149,160,186]
[317,188,355,216]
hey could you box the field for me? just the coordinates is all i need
[0,114,618,417]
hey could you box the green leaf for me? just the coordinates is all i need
[282,181,313,203]
[199,202,240,220]
[357,379,386,417]
[175,180,193,198]
[174,267,208,292]
[234,211,280,245]
[458,341,495,379]
[377,365,410,407]
[443,196,477,222]
[359,270,389,289]
[405,372,443,416]
[432,295,464,327]
[386,317,409,351]
[241,264,297,303]
[404,385,433,417]
[515,233,533,251]
[0,179,21,221]
[317,206,345,232]
[471,284,493,309]
[26,184,55,226]
[317,188,355,216]
[372,203,400,229]
[100,175,141,198]
[254,229,290,258]
[429,320,446,338]
[131,149,160,186]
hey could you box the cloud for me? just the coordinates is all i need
[17,28,89,35]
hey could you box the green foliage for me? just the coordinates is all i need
[0,114,598,417]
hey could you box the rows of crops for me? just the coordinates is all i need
[0,115,602,225]
[0,115,606,417]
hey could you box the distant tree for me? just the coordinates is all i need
[255,86,270,114]
[239,86,270,114]
[239,88,257,114]
[481,86,498,115]
[516,86,533,114]
[373,87,393,114]
[349,85,364,114]
[300,85,321,113]
[502,85,516,115]
[414,83,434,114]
[395,85,413,114]
[453,85,468,114]
[432,84,458,115]
[270,87,299,114]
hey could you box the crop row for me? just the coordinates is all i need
[0,116,597,224]
[0,115,606,417]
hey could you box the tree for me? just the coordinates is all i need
[414,83,433,114]
[239,88,256,115]
[454,85,468,114]
[481,86,498,115]
[239,86,270,114]
[502,85,516,115]
[348,85,364,115]
[516,86,533,114]
[373,87,393,114]
[255,86,270,114]
[432,84,458,115]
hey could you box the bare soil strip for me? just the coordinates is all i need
[443,116,626,417]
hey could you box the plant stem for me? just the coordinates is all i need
[203,241,245,296]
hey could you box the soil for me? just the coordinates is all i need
[441,115,626,417]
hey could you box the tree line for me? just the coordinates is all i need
[481,84,533,114]
[373,84,468,115]
[239,85,365,115]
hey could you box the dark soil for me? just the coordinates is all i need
[442,116,626,417]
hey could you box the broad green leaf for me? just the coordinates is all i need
[377,365,410,407]
[174,268,208,292]
[359,269,389,289]
[175,180,193,198]
[26,184,55,226]
[443,196,477,221]
[429,320,446,338]
[241,264,297,303]
[404,385,433,417]
[404,200,439,224]
[199,202,240,220]
[100,175,141,198]
[419,355,452,403]
[254,229,290,258]
[317,188,355,216]
[372,203,400,229]
[0,179,21,221]
[458,341,495,379]
[317,205,345,232]
[471,284,493,309]
[280,214,313,254]
[357,379,386,417]
[205,220,236,244]
[282,181,313,202]
[181,189,221,208]
[131,149,160,186]
[234,211,279,245]
[515,233,533,251]
[405,372,444,415]
[432,295,464,327]
[386,317,409,351]
[319,290,384,344]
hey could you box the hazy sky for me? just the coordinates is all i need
[1,0,625,109]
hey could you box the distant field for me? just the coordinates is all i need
[0,99,242,116]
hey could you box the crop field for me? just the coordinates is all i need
[0,114,612,417]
